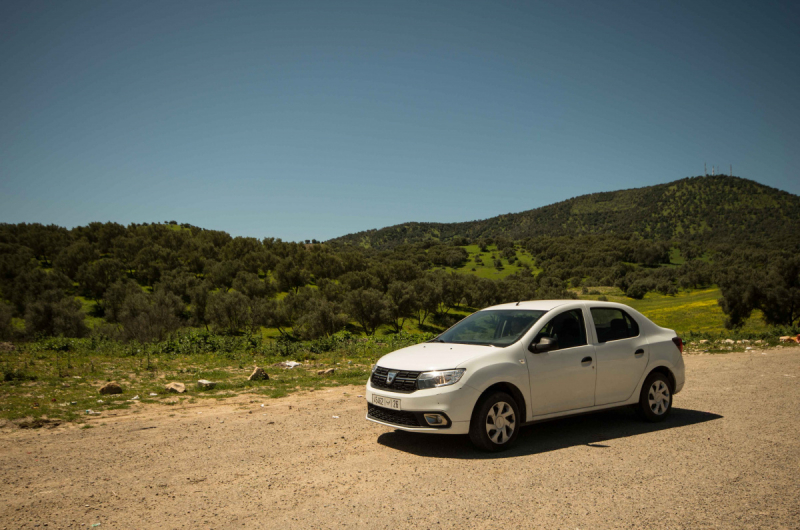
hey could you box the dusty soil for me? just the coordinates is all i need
[2,348,799,529]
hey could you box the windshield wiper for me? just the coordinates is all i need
[430,338,446,343]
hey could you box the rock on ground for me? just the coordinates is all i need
[165,382,186,393]
[99,382,123,395]
[248,367,269,381]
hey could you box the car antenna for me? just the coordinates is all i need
[516,301,520,306]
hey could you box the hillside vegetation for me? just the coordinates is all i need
[332,176,800,248]
[0,176,798,350]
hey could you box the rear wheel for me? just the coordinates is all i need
[469,392,520,452]
[637,372,672,422]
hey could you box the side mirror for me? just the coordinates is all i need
[529,336,558,354]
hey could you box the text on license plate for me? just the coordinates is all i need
[372,395,401,410]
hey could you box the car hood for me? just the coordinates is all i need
[376,342,493,371]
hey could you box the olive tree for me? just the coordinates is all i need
[24,290,88,338]
[345,288,389,335]
[119,289,184,343]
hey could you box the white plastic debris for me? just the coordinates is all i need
[332,415,340,419]
[97,400,104,403]
[277,361,301,369]
[131,395,139,400]
[149,393,158,396]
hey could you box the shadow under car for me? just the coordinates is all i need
[376,406,722,459]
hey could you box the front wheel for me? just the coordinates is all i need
[469,392,521,452]
[637,372,672,422]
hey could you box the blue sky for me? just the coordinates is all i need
[1,0,798,241]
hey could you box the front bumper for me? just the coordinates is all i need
[364,378,479,435]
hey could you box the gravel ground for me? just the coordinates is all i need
[1,347,799,529]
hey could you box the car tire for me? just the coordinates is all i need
[469,392,521,452]
[637,372,673,422]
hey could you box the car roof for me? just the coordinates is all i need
[482,300,663,331]
[483,300,575,311]
[483,299,642,312]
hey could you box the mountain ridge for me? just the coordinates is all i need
[329,176,800,248]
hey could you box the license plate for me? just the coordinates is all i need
[372,394,401,410]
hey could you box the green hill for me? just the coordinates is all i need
[330,176,800,248]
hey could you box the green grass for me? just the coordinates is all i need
[668,247,685,265]
[578,286,768,335]
[0,333,431,424]
[76,296,105,329]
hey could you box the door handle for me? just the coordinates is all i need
[634,349,644,356]
[581,357,592,364]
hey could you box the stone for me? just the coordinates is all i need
[317,368,335,375]
[248,367,269,381]
[699,340,709,344]
[165,382,186,393]
[99,382,123,395]
[0,342,16,352]
[723,339,735,344]
[197,379,216,390]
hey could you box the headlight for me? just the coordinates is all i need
[417,369,466,390]
[371,364,378,374]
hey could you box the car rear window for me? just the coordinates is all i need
[590,308,640,343]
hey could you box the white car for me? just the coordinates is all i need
[366,300,685,451]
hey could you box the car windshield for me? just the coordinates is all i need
[434,309,547,347]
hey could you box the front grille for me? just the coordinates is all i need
[367,403,421,427]
[370,367,421,393]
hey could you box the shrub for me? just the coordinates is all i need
[0,300,13,339]
[294,299,348,339]
[25,291,88,338]
[206,290,250,335]
[626,281,650,300]
[119,290,183,343]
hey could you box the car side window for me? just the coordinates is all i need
[591,308,640,343]
[535,309,588,350]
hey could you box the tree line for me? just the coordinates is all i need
[1,220,798,343]
[0,222,574,342]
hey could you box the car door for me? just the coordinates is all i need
[590,307,650,406]
[527,308,597,416]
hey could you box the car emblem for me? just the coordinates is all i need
[386,371,398,384]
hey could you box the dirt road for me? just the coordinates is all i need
[2,347,799,529]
